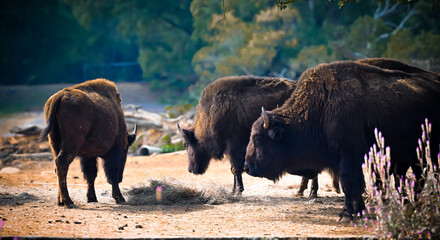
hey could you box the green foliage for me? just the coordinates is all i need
[191,5,302,92]
[1,0,440,105]
[292,45,336,73]
[362,120,440,239]
[160,134,185,153]
[65,0,200,92]
[0,0,86,85]
[344,16,391,58]
[166,101,194,118]
[161,141,186,153]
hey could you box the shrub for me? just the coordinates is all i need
[160,134,186,153]
[361,119,439,239]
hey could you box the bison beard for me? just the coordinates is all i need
[245,58,440,219]
[39,79,137,207]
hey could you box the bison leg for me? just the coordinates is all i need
[102,148,126,204]
[80,156,98,203]
[231,166,244,194]
[55,151,75,208]
[229,147,245,194]
[339,154,365,221]
[332,173,341,194]
[296,177,308,197]
[309,176,318,198]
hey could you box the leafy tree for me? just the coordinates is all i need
[387,30,440,70]
[0,0,90,85]
[342,15,392,58]
[66,0,199,94]
[1,0,439,104]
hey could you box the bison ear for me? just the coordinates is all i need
[268,127,284,142]
[180,127,197,145]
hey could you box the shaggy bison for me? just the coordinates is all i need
[179,76,296,194]
[40,79,137,207]
[244,59,440,219]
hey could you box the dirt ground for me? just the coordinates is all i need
[0,109,374,239]
[0,150,375,238]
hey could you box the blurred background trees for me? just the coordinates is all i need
[1,0,439,103]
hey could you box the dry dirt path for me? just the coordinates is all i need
[0,151,374,239]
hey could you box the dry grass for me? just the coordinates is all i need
[126,177,240,205]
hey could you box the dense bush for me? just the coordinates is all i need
[361,119,439,239]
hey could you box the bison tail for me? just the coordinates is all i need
[39,92,63,142]
[38,125,51,142]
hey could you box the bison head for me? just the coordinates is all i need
[178,124,212,174]
[244,107,290,181]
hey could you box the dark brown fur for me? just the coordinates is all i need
[245,59,440,218]
[180,76,296,194]
[40,79,136,207]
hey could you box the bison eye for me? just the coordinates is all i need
[183,141,188,148]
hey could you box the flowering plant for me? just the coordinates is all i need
[362,119,439,239]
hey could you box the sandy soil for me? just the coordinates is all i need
[0,151,374,238]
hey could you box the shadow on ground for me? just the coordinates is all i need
[0,192,39,206]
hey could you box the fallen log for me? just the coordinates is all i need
[10,152,53,161]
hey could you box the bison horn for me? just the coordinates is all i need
[133,124,138,135]
[262,107,269,129]
[177,123,181,132]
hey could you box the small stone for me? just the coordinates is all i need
[135,224,143,229]
[74,221,81,224]
[0,167,20,174]
[119,224,128,230]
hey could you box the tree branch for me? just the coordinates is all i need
[374,0,398,19]
[391,7,415,35]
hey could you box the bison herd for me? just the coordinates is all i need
[41,58,440,220]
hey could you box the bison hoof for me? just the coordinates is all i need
[58,199,75,208]
[338,211,353,223]
[114,196,126,204]
[58,198,75,208]
[308,192,318,198]
[295,191,304,197]
[231,187,244,196]
[87,196,98,203]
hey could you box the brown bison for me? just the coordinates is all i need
[39,79,137,207]
[179,76,295,194]
[244,59,440,219]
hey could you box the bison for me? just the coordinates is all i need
[39,79,137,207]
[244,59,440,219]
[179,76,295,194]
[179,75,340,195]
